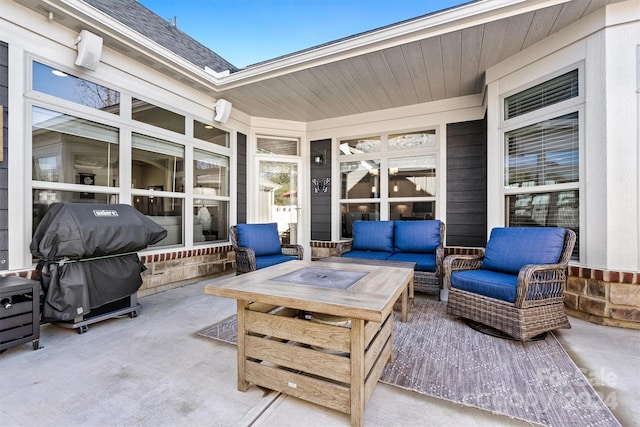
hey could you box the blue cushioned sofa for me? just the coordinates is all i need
[337,220,445,295]
[230,223,303,275]
[444,227,576,341]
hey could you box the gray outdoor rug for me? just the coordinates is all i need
[198,296,620,427]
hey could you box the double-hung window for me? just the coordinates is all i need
[503,69,581,257]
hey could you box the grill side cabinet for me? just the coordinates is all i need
[0,277,40,352]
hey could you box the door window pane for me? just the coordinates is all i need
[340,203,380,238]
[388,130,435,151]
[339,136,380,155]
[340,160,381,199]
[257,137,298,155]
[259,161,299,244]
[32,107,119,186]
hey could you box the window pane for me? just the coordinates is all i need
[132,98,185,134]
[32,107,119,186]
[389,156,436,197]
[506,112,578,187]
[505,69,578,119]
[33,190,116,235]
[390,202,435,220]
[194,121,229,147]
[32,62,120,113]
[132,134,185,192]
[257,137,298,155]
[194,150,229,197]
[388,130,435,151]
[339,136,380,155]
[507,190,579,257]
[340,203,380,238]
[133,196,183,246]
[194,200,229,244]
[340,160,381,199]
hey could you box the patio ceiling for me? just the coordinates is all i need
[15,0,622,122]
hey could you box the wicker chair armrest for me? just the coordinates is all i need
[443,254,484,290]
[281,244,304,260]
[335,240,353,256]
[515,263,568,308]
[234,246,257,274]
[434,245,445,276]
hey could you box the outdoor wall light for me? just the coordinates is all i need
[313,150,326,165]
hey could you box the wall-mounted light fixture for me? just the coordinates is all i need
[313,153,324,165]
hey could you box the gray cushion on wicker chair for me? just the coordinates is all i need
[230,223,303,275]
[445,227,576,341]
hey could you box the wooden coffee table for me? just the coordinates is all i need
[203,260,412,427]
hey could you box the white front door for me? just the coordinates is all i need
[258,160,300,245]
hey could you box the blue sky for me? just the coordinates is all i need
[139,0,470,68]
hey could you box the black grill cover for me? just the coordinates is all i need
[31,203,167,322]
[31,203,167,260]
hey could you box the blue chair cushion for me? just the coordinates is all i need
[393,220,441,253]
[451,270,519,303]
[351,221,394,252]
[482,227,566,275]
[387,252,436,272]
[342,250,392,260]
[236,223,282,257]
[255,254,297,270]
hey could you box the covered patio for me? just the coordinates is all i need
[1,274,638,426]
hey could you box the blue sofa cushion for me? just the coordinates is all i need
[351,221,394,252]
[236,223,282,257]
[387,252,436,272]
[342,250,392,260]
[393,220,441,253]
[482,227,566,275]
[451,270,519,303]
[255,254,297,270]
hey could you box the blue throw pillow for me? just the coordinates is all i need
[236,223,282,257]
[393,220,441,253]
[352,221,394,252]
[481,227,566,275]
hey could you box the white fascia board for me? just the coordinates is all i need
[41,0,570,91]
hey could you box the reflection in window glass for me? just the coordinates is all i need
[194,121,229,147]
[340,203,380,238]
[388,130,435,151]
[388,156,436,197]
[32,190,116,235]
[193,150,229,196]
[32,61,120,113]
[132,134,184,192]
[507,190,579,256]
[193,200,229,244]
[257,137,298,155]
[132,98,185,134]
[340,160,381,199]
[390,202,435,221]
[339,136,380,155]
[132,196,183,246]
[32,107,119,186]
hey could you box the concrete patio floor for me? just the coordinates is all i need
[1,273,638,427]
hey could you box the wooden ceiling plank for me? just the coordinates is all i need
[460,25,484,96]
[440,31,462,98]
[420,36,446,101]
[349,55,395,109]
[401,41,432,103]
[521,4,563,50]
[550,1,590,35]
[381,46,421,106]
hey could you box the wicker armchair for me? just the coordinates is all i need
[445,227,576,341]
[230,223,304,275]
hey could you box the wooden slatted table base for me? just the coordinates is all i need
[238,302,393,427]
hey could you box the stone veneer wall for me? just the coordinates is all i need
[310,241,640,330]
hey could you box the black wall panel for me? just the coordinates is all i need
[446,118,487,247]
[0,41,8,268]
[236,132,247,224]
[310,139,331,240]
